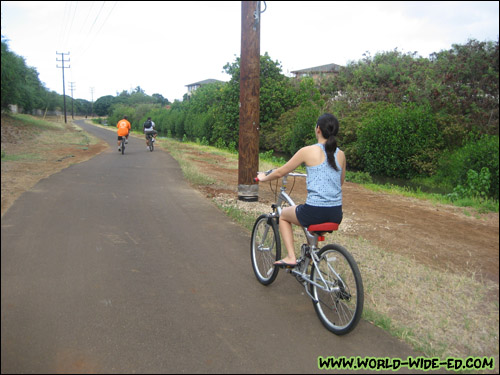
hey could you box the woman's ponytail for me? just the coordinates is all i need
[316,113,339,171]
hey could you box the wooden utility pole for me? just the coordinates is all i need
[90,87,95,117]
[69,82,75,119]
[56,52,70,123]
[238,1,261,202]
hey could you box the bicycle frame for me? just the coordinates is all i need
[272,174,317,245]
[265,173,344,300]
[146,133,154,151]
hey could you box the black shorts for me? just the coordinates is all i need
[295,204,342,227]
[144,130,157,138]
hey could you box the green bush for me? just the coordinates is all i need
[259,149,286,165]
[357,103,442,179]
[448,167,491,201]
[143,107,170,135]
[437,134,499,199]
[283,101,322,155]
[326,101,383,171]
[108,105,136,130]
[345,171,373,184]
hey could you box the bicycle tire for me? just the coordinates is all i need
[121,139,125,154]
[251,214,281,285]
[149,137,154,152]
[309,244,363,335]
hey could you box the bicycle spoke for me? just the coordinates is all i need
[311,245,363,335]
[251,215,280,285]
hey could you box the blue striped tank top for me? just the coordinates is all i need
[305,144,342,207]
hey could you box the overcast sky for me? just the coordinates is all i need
[1,1,499,103]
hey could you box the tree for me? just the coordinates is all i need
[93,95,115,116]
[75,99,92,116]
[1,38,45,112]
[152,93,169,106]
[430,39,499,134]
[211,52,298,148]
[1,38,21,109]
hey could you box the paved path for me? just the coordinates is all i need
[1,121,423,373]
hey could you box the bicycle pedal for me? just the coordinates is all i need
[275,262,297,269]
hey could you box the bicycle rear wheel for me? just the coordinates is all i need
[121,139,125,154]
[251,214,281,285]
[310,244,363,335]
[149,137,154,151]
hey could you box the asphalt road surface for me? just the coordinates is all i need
[2,120,424,373]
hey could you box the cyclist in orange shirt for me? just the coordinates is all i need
[117,116,131,152]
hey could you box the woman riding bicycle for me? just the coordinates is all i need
[256,113,346,267]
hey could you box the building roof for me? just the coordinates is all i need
[290,63,342,74]
[185,79,223,87]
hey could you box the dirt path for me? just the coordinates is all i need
[2,116,498,285]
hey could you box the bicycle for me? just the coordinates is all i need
[120,136,126,155]
[146,133,155,152]
[251,170,364,335]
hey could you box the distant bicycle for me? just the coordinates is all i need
[252,170,364,335]
[146,133,155,152]
[119,136,126,155]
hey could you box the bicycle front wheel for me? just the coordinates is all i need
[310,244,364,335]
[251,214,281,285]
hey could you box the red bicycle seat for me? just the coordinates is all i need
[307,222,339,233]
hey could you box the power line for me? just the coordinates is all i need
[56,2,118,104]
[62,1,79,51]
[93,1,117,36]
[87,1,106,37]
[78,1,95,34]
[79,1,118,56]
[58,2,72,48]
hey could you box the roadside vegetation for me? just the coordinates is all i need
[1,113,100,161]
[3,37,499,205]
[100,40,499,206]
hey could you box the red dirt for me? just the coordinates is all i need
[191,150,499,285]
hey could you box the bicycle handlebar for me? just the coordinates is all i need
[254,170,307,182]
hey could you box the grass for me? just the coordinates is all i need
[2,114,101,162]
[161,139,219,186]
[156,137,499,374]
[366,182,498,213]
[10,113,65,130]
[1,153,43,161]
